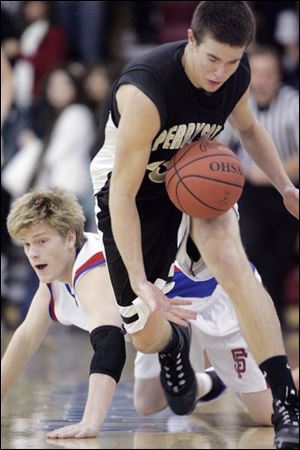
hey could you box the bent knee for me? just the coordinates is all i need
[134,378,167,415]
[134,398,160,416]
[133,340,159,354]
[249,412,272,426]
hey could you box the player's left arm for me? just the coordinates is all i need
[229,87,299,219]
[47,265,124,439]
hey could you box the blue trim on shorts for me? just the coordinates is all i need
[167,270,218,299]
[167,263,257,300]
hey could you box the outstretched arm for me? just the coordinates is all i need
[47,373,116,439]
[1,283,51,400]
[48,265,124,439]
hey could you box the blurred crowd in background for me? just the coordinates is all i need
[1,1,299,331]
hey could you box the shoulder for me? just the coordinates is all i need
[26,282,52,313]
[73,233,106,286]
[38,282,53,299]
[116,83,161,116]
[117,41,186,91]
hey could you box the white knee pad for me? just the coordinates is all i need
[118,297,151,334]
[118,278,174,334]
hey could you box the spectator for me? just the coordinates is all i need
[7,1,68,108]
[83,64,116,124]
[3,63,95,215]
[2,63,96,316]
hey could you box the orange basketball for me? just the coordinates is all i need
[165,140,245,219]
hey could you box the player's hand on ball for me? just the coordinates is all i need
[135,281,197,326]
[47,422,99,439]
[283,187,299,219]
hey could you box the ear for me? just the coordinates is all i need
[66,230,76,249]
[187,29,197,47]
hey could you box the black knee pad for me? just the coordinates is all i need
[90,325,126,383]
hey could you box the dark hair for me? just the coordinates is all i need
[191,1,256,47]
[38,63,88,147]
[42,63,86,106]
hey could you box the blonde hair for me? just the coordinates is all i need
[7,188,86,247]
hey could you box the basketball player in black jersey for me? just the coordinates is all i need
[90,2,299,448]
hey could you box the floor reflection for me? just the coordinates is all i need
[1,325,298,449]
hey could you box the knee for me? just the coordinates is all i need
[216,249,243,275]
[134,397,159,416]
[133,339,159,354]
[248,411,272,426]
[209,249,250,293]
[134,380,166,415]
[131,318,171,353]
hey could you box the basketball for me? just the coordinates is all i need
[165,140,245,219]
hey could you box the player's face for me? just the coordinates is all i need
[21,224,76,284]
[190,34,245,92]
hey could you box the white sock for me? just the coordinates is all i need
[196,372,213,399]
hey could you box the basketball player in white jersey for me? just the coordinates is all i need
[2,189,298,439]
[1,187,191,439]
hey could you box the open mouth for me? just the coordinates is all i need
[36,264,48,271]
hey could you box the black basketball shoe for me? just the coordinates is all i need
[272,390,299,449]
[158,323,198,415]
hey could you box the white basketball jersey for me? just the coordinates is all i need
[47,233,105,331]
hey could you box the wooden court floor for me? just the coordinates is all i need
[1,322,298,449]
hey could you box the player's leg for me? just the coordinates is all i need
[133,325,224,415]
[240,390,273,425]
[190,209,298,448]
[241,368,299,426]
[190,208,284,364]
[96,195,198,415]
[134,361,226,415]
[134,352,167,415]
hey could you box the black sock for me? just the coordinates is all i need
[161,323,180,354]
[259,355,297,401]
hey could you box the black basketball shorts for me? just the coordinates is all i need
[96,191,182,308]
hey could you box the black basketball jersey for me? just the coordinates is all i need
[90,40,250,202]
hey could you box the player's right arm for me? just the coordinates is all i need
[110,84,159,289]
[109,84,196,325]
[1,283,52,400]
